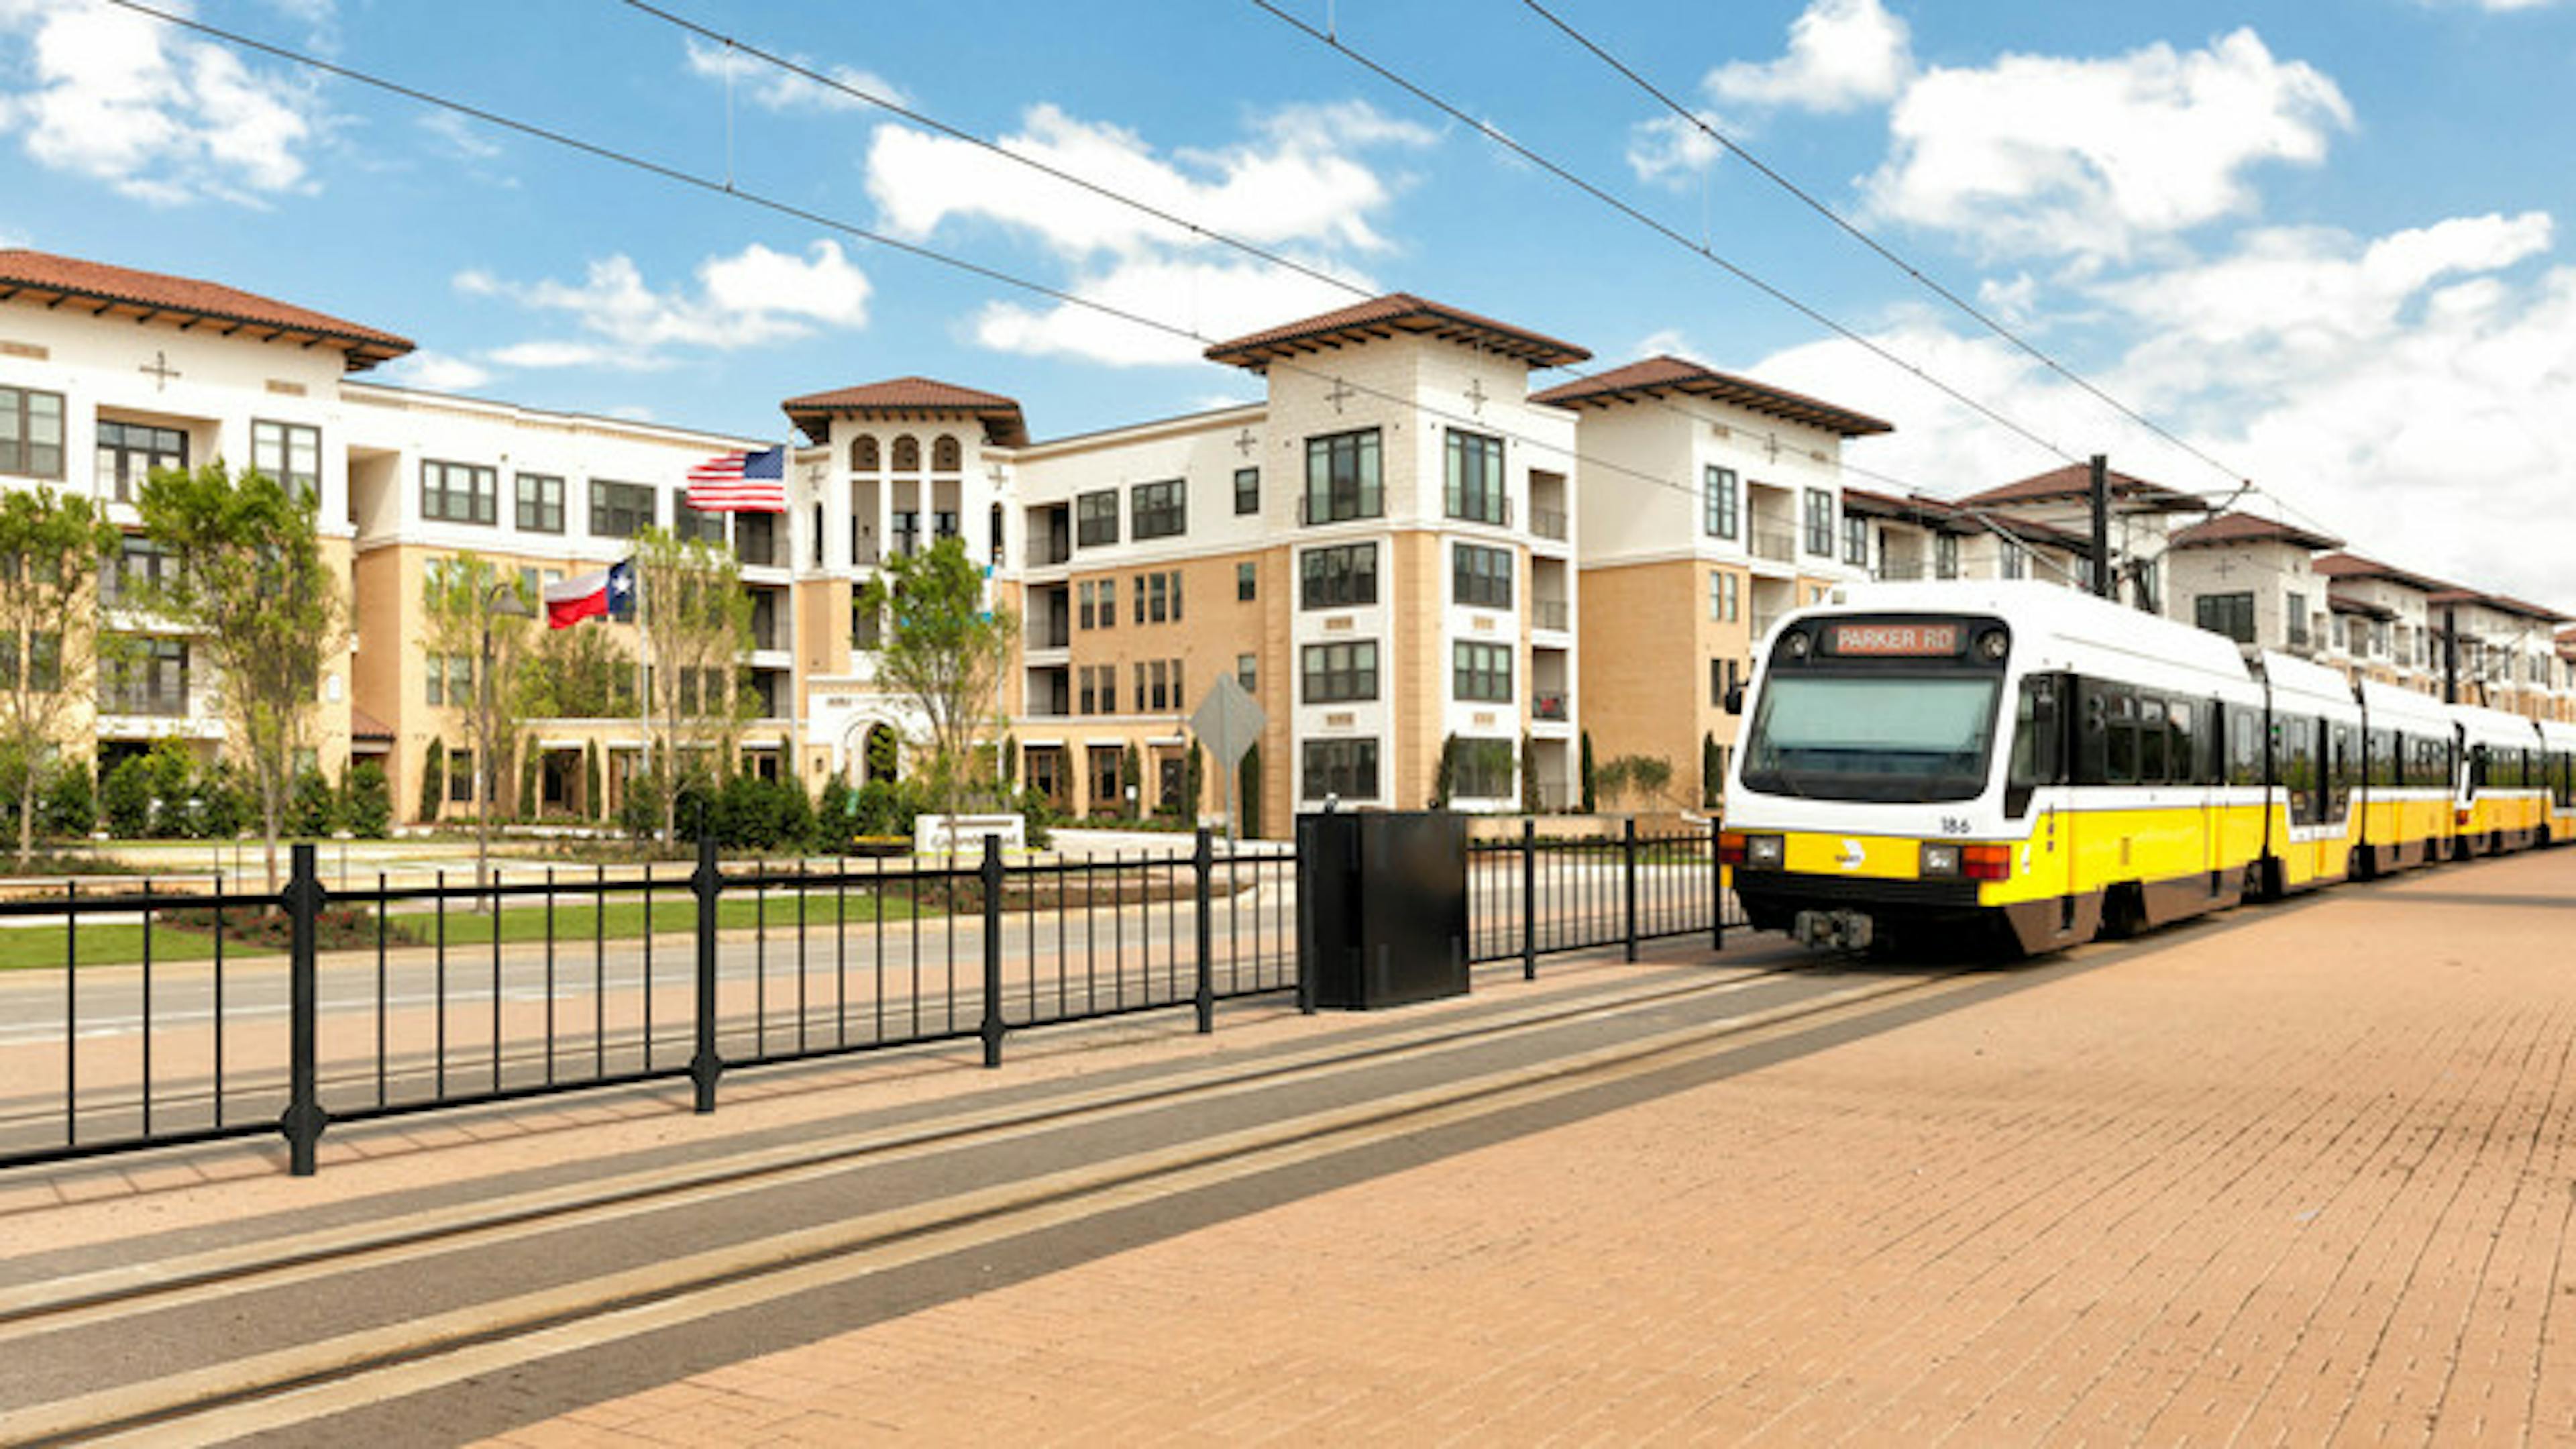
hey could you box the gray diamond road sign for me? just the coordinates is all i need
[1189,674,1267,839]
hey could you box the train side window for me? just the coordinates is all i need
[2229,711,2261,787]
[2076,678,2110,784]
[2328,722,2356,822]
[2170,699,2199,786]
[2279,713,2317,824]
[2006,674,2061,816]
[2104,686,2138,786]
[2365,729,2396,789]
[2138,696,2168,784]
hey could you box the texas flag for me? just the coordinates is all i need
[544,558,636,630]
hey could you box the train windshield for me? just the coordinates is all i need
[1740,675,2002,802]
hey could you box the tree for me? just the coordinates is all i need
[633,526,753,845]
[1703,732,1724,810]
[1431,733,1459,809]
[1520,733,1542,814]
[1599,753,1674,813]
[0,484,119,865]
[418,551,536,892]
[1579,731,1597,814]
[523,614,636,720]
[857,535,1014,839]
[419,737,447,824]
[133,462,341,892]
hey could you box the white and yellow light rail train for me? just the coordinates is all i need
[1719,582,2576,956]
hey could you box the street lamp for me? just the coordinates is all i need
[477,580,533,903]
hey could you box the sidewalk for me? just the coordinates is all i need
[465,848,2576,1446]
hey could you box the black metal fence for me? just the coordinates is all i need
[1468,818,1746,974]
[0,817,1737,1177]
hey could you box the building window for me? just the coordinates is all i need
[1803,488,1835,556]
[1935,534,1960,580]
[1076,489,1119,547]
[422,460,498,525]
[1236,561,1256,601]
[101,636,189,716]
[1703,466,1737,540]
[1842,514,1869,567]
[1303,428,1381,524]
[1077,664,1118,716]
[1709,570,1739,623]
[1454,543,1513,609]
[675,499,727,545]
[1300,543,1377,610]
[1088,744,1123,811]
[1136,570,1181,624]
[251,420,320,501]
[0,631,62,692]
[2131,560,2160,614]
[425,652,476,708]
[1135,657,1185,712]
[1451,739,1513,800]
[1234,467,1260,515]
[98,420,187,502]
[448,747,477,805]
[2196,592,2255,644]
[1999,541,2027,580]
[1710,657,1741,706]
[2286,591,2310,649]
[1445,429,1506,525]
[1453,641,1513,702]
[850,435,879,471]
[932,435,962,472]
[1301,641,1379,703]
[0,385,66,480]
[1131,479,1186,540]
[515,473,564,533]
[1236,653,1257,694]
[1302,738,1379,801]
[590,479,655,539]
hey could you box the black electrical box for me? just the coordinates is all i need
[1295,810,1468,1008]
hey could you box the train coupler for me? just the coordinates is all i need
[1792,909,1875,952]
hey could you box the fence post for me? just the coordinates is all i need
[1710,816,1726,953]
[1623,816,1640,963]
[689,835,722,1113]
[1293,818,1317,1015]
[282,842,327,1176]
[980,834,1006,1067]
[1193,827,1215,1034]
[1521,817,1538,981]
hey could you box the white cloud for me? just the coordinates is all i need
[0,0,323,205]
[419,111,500,162]
[1625,111,1725,189]
[973,256,1378,369]
[1707,0,1913,113]
[868,99,1430,368]
[1864,28,2352,261]
[458,241,871,369]
[380,350,492,393]
[681,35,906,112]
[869,101,1431,260]
[1752,211,2576,607]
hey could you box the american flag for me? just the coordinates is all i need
[684,445,788,513]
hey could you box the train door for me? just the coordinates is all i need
[2326,719,2357,881]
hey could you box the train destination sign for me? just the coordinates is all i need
[1825,621,1964,657]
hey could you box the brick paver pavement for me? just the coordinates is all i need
[476,850,2576,1447]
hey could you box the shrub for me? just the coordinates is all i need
[42,762,95,840]
[288,765,339,838]
[708,773,815,852]
[342,761,391,838]
[102,755,154,839]
[194,762,250,839]
[419,739,446,824]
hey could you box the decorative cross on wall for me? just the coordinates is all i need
[1233,428,1257,457]
[1762,431,1782,462]
[140,350,181,392]
[1463,377,1489,417]
[1324,377,1356,414]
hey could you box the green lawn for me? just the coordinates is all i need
[0,888,946,973]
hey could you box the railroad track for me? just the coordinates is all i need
[0,955,1998,1448]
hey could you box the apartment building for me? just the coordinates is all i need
[1527,358,1888,798]
[7,247,2565,833]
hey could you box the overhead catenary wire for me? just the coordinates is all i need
[101,0,2019,549]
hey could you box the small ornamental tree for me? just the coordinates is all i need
[0,485,119,864]
[633,525,753,845]
[1703,731,1723,808]
[1579,731,1597,814]
[857,535,1014,846]
[134,462,341,891]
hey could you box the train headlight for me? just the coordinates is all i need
[1744,834,1786,868]
[1784,631,1811,659]
[1976,629,2010,662]
[1920,843,1962,877]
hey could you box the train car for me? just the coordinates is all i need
[2451,704,2549,856]
[1721,581,2264,956]
[2353,679,2457,877]
[2544,718,2576,846]
[2252,651,2363,897]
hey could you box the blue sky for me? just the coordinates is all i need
[3,0,2573,608]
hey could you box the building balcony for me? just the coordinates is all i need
[1531,508,1567,542]
[1750,528,1797,564]
[1533,691,1569,722]
[1535,599,1570,632]
[98,686,192,719]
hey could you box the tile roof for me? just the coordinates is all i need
[348,706,396,743]
[0,248,413,371]
[1957,464,2209,513]
[2167,511,2344,551]
[1529,355,1893,438]
[1202,293,1589,371]
[2312,551,2455,594]
[780,377,1028,446]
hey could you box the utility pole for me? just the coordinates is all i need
[2443,602,2459,704]
[2088,453,2113,600]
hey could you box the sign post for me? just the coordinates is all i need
[1188,673,1268,844]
